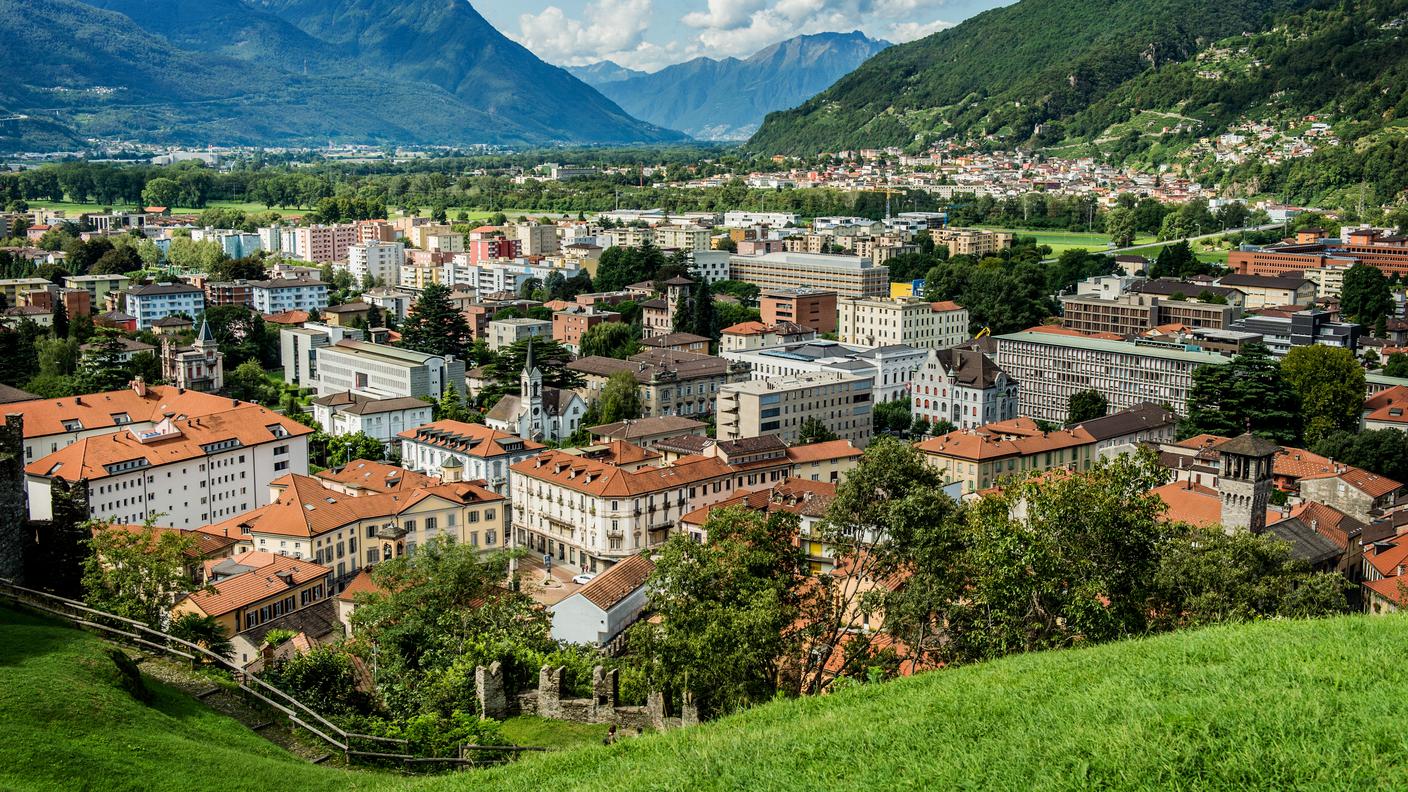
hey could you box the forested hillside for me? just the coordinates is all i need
[747,0,1318,154]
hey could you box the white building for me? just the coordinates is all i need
[346,241,405,287]
[837,297,969,350]
[721,338,925,403]
[125,283,204,330]
[398,420,545,496]
[24,403,312,528]
[514,224,560,256]
[484,345,587,443]
[717,372,874,448]
[279,323,364,388]
[313,340,465,399]
[723,211,799,228]
[487,318,552,351]
[911,347,1018,430]
[362,287,413,321]
[250,279,329,314]
[654,225,711,251]
[311,392,434,447]
[549,554,653,645]
[689,250,732,284]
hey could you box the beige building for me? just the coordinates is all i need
[654,225,712,251]
[728,251,889,298]
[837,297,969,349]
[63,274,130,306]
[487,318,552,351]
[514,224,560,256]
[717,372,874,448]
[914,418,1096,493]
[931,228,1014,257]
[569,349,751,419]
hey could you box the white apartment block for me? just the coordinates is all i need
[689,250,731,284]
[425,232,466,253]
[23,404,312,528]
[487,318,552,351]
[347,241,405,286]
[721,339,924,404]
[311,392,433,446]
[125,283,205,330]
[514,224,560,256]
[605,227,653,248]
[250,279,329,314]
[279,323,363,387]
[728,251,889,298]
[398,420,545,496]
[717,372,874,448]
[654,225,711,251]
[911,347,1019,430]
[995,330,1231,423]
[837,298,970,350]
[313,340,466,399]
[723,211,799,228]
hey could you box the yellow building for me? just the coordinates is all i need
[914,418,1096,493]
[171,552,332,665]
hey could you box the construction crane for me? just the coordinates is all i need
[974,326,991,340]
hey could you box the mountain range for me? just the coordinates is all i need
[573,32,890,141]
[0,0,682,150]
[747,0,1324,154]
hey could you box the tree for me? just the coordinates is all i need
[579,321,639,359]
[871,399,911,434]
[141,177,181,209]
[1178,344,1301,445]
[632,507,805,716]
[597,370,642,425]
[1340,264,1392,325]
[1282,345,1366,446]
[75,331,133,393]
[224,360,278,405]
[326,432,386,466]
[482,337,582,405]
[1066,389,1108,424]
[1148,525,1349,630]
[689,281,717,341]
[50,300,68,341]
[436,386,469,423]
[167,612,234,661]
[263,645,376,719]
[798,417,838,445]
[1312,429,1408,484]
[82,519,197,628]
[400,283,473,360]
[1385,353,1408,379]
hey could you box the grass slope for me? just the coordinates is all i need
[4,604,1408,791]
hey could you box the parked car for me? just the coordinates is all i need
[571,573,597,585]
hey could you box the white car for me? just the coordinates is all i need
[571,573,597,585]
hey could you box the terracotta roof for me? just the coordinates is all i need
[640,332,710,348]
[722,321,769,336]
[576,554,654,611]
[1300,465,1402,499]
[1363,575,1408,606]
[1263,515,1342,565]
[262,310,311,325]
[316,459,439,494]
[1151,481,1223,527]
[336,568,384,602]
[512,448,735,497]
[1363,385,1408,426]
[1279,501,1366,550]
[26,403,312,481]
[103,522,238,558]
[929,300,964,312]
[786,439,863,463]
[570,440,662,467]
[915,421,1095,462]
[1366,537,1408,580]
[1023,324,1124,341]
[589,416,707,440]
[182,556,331,617]
[397,420,545,458]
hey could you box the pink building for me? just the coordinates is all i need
[290,225,360,263]
[468,226,522,264]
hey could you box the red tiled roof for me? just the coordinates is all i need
[182,556,330,617]
[576,554,654,611]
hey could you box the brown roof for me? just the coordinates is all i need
[397,420,545,458]
[915,420,1095,462]
[786,439,863,464]
[512,448,735,497]
[1070,402,1176,441]
[316,459,439,494]
[589,416,707,440]
[1363,385,1408,426]
[576,554,654,611]
[1217,433,1282,458]
[103,522,238,558]
[336,568,384,602]
[640,332,710,348]
[569,348,735,383]
[27,403,313,481]
[1301,466,1403,499]
[4,384,238,439]
[182,556,331,617]
[311,391,433,416]
[1151,480,1223,527]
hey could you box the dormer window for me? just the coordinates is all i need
[61,420,82,432]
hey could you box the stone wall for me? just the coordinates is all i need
[0,415,26,582]
[477,663,698,731]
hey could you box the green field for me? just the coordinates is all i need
[5,602,1408,791]
[975,226,1156,255]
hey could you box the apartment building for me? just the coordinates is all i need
[24,403,312,528]
[250,279,329,314]
[995,328,1230,423]
[759,288,838,333]
[425,232,466,253]
[514,223,560,256]
[722,338,924,404]
[203,472,508,590]
[930,228,1014,257]
[604,226,654,248]
[287,225,359,263]
[569,349,752,419]
[723,211,799,228]
[720,320,816,352]
[730,252,889,298]
[915,418,1096,493]
[467,228,521,263]
[311,392,433,446]
[553,305,622,353]
[1226,309,1360,356]
[654,225,711,251]
[346,241,405,286]
[0,277,57,305]
[125,283,204,330]
[1216,274,1317,309]
[397,420,545,495]
[912,346,1018,430]
[488,318,553,351]
[717,372,874,448]
[313,340,466,398]
[204,281,254,307]
[837,297,969,349]
[63,274,129,306]
[1060,291,1241,336]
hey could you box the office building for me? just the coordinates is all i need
[346,241,405,286]
[837,297,969,349]
[721,339,924,404]
[717,372,873,448]
[312,340,466,398]
[759,288,838,333]
[730,252,889,298]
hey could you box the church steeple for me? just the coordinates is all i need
[521,340,544,439]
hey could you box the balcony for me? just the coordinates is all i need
[375,523,406,540]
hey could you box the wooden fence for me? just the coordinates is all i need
[0,578,541,769]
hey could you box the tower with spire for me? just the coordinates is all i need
[161,317,224,392]
[521,340,544,439]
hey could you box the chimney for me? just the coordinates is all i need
[131,376,147,397]
[74,396,83,405]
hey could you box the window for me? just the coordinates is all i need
[273,461,289,471]
[468,510,480,523]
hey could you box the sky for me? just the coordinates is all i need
[473,0,1011,72]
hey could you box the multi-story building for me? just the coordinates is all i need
[485,348,588,443]
[287,225,360,263]
[250,279,329,314]
[514,223,560,256]
[640,276,694,339]
[837,297,969,349]
[730,252,889,298]
[1229,228,1408,278]
[398,420,545,495]
[311,392,434,446]
[203,281,255,308]
[1226,309,1360,356]
[362,287,413,321]
[759,288,838,333]
[1059,291,1241,336]
[915,418,1095,493]
[569,349,751,418]
[313,340,466,398]
[995,328,1231,423]
[717,372,873,448]
[689,250,731,284]
[279,323,363,387]
[720,320,816,352]
[930,228,1014,257]
[24,402,312,528]
[1216,274,1317,310]
[722,338,924,404]
[911,346,1018,430]
[125,283,204,330]
[160,321,225,392]
[553,305,622,353]
[722,211,799,228]
[467,228,521,263]
[0,278,55,305]
[346,241,405,287]
[488,318,553,351]
[63,274,129,307]
[654,225,711,251]
[424,232,466,254]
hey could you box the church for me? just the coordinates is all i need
[160,319,225,393]
[485,342,587,443]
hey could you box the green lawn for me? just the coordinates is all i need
[974,226,1156,255]
[500,716,612,750]
[6,603,1408,791]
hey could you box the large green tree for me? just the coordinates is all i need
[578,321,639,359]
[1281,345,1365,446]
[597,370,642,425]
[1340,264,1392,326]
[1178,343,1301,445]
[400,283,474,360]
[1066,389,1108,424]
[82,520,197,628]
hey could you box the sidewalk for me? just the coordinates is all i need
[516,553,584,607]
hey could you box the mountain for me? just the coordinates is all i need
[568,60,647,87]
[747,0,1318,154]
[592,31,890,141]
[0,0,682,151]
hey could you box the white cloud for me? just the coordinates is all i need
[885,17,955,42]
[515,0,655,66]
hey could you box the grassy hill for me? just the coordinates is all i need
[4,602,1408,791]
[746,0,1316,155]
